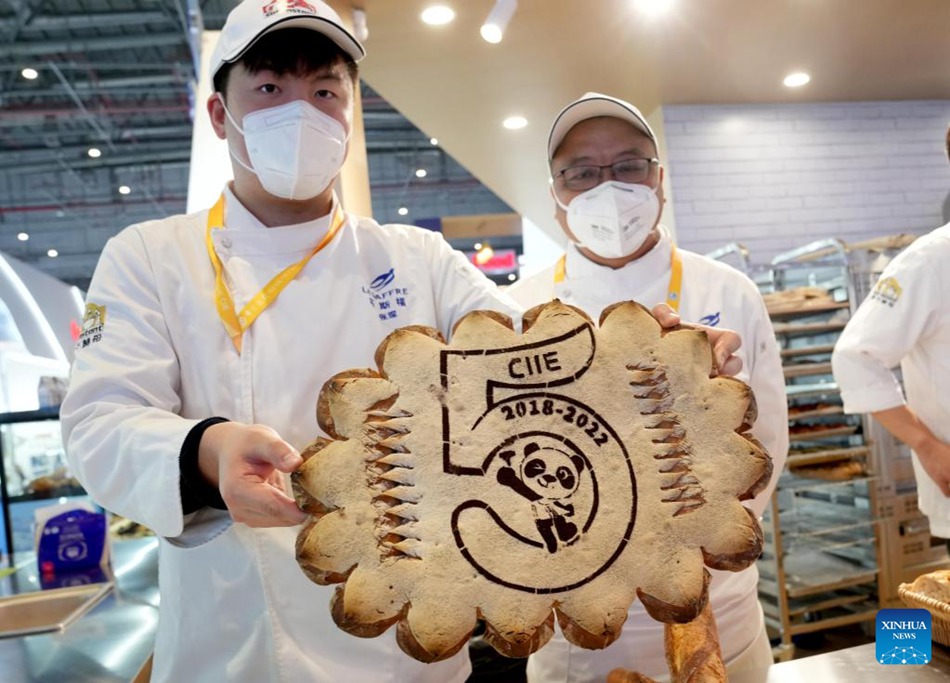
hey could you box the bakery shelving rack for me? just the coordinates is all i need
[703,242,751,274]
[758,238,883,660]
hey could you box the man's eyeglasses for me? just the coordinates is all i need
[555,158,659,192]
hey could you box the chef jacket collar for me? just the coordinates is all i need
[221,183,339,233]
[564,225,674,289]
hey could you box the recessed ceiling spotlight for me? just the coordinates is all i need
[397,206,409,216]
[47,249,59,258]
[17,232,29,241]
[21,67,38,80]
[507,273,517,282]
[119,185,131,195]
[430,137,439,146]
[783,72,811,88]
[87,147,102,158]
[352,8,369,42]
[421,5,455,26]
[474,242,483,251]
[415,169,427,178]
[633,0,675,17]
[503,116,528,130]
[480,0,518,44]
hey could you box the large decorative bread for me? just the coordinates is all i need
[293,300,771,664]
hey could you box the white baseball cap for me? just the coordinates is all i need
[548,92,658,163]
[210,0,365,83]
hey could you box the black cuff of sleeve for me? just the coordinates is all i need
[179,417,230,514]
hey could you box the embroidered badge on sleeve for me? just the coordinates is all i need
[871,276,902,307]
[76,302,106,349]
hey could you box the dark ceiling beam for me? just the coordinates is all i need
[0,149,191,174]
[5,32,184,56]
[8,74,187,95]
[6,11,172,32]
[0,103,190,126]
[0,62,193,72]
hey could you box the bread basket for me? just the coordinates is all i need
[898,583,950,647]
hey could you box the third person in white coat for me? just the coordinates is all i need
[505,92,789,682]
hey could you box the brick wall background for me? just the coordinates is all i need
[662,100,950,272]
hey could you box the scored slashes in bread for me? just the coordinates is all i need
[293,300,771,666]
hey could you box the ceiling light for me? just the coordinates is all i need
[421,5,455,26]
[352,8,369,42]
[397,206,409,216]
[503,116,527,130]
[481,0,517,44]
[783,72,811,88]
[21,67,38,80]
[633,0,675,17]
[430,137,439,146]
[17,232,29,241]
[87,147,102,158]
[415,169,427,178]
[119,185,131,195]
[507,273,517,282]
[47,249,58,258]
[474,242,483,250]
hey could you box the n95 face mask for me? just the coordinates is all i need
[225,100,348,201]
[556,181,660,259]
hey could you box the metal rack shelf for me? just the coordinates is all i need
[783,362,833,379]
[758,237,889,658]
[772,321,848,337]
[780,344,836,359]
[767,301,852,319]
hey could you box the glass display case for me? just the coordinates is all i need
[0,407,90,564]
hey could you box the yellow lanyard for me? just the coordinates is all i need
[205,194,346,352]
[554,242,684,313]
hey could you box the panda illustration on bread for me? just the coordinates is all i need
[497,441,588,553]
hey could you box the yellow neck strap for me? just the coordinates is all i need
[205,193,346,352]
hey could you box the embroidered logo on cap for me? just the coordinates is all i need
[262,0,317,18]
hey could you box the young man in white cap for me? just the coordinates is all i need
[506,93,788,681]
[833,124,950,544]
[60,2,523,681]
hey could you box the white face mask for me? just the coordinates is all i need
[224,99,348,201]
[555,181,660,259]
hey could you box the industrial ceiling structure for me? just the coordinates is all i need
[2,0,950,290]
[0,0,512,290]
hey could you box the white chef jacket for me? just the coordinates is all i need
[833,223,950,537]
[505,228,788,681]
[61,186,522,683]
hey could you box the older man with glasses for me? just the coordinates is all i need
[506,92,788,681]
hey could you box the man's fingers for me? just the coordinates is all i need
[259,437,302,473]
[228,485,307,527]
[651,302,681,329]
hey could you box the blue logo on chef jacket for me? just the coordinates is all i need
[363,267,410,321]
[698,311,721,327]
[875,609,931,665]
